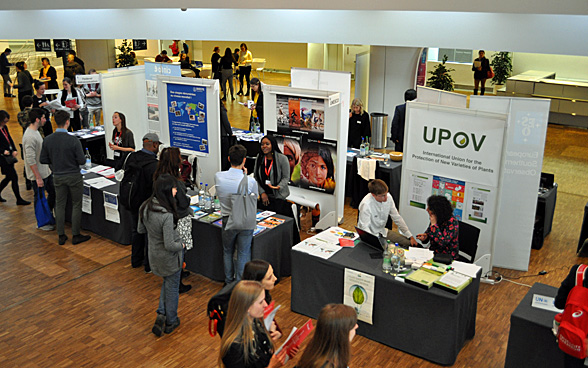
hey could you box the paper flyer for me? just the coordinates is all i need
[466,185,493,224]
[276,319,314,362]
[432,175,465,220]
[409,173,432,209]
[344,268,375,324]
[82,184,92,214]
[103,191,120,224]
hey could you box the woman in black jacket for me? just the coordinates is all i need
[58,77,83,131]
[249,78,264,132]
[472,50,491,96]
[0,110,30,205]
[347,98,371,149]
[11,61,34,111]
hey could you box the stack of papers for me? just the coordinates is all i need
[451,261,482,278]
[405,247,434,264]
[84,177,115,189]
[292,239,342,259]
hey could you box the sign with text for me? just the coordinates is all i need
[76,74,101,85]
[53,39,71,52]
[166,82,209,154]
[405,102,506,187]
[132,39,147,51]
[34,39,51,52]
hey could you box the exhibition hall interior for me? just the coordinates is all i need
[1,2,587,368]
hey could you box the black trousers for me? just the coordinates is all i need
[0,163,22,200]
[18,90,33,111]
[131,210,149,269]
[239,66,252,93]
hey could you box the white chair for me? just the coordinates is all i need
[251,58,266,80]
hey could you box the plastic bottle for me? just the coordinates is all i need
[84,148,92,169]
[391,246,400,274]
[213,195,221,211]
[364,136,370,154]
[359,137,366,157]
[204,184,212,211]
[255,118,261,134]
[382,241,392,274]
[198,183,205,207]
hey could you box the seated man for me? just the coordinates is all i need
[357,179,417,248]
[155,50,172,63]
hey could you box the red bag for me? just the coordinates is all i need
[557,264,588,359]
[487,67,494,79]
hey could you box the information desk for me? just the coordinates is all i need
[185,214,294,282]
[291,242,480,365]
[66,170,133,245]
[504,283,587,368]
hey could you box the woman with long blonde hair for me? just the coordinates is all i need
[295,304,358,368]
[219,281,287,368]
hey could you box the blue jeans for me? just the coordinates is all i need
[157,268,181,326]
[222,228,253,284]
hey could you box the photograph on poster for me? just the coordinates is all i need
[288,98,301,129]
[277,94,326,138]
[466,186,492,224]
[146,80,157,98]
[268,131,302,185]
[432,175,465,220]
[299,137,337,194]
[167,83,209,154]
[147,104,159,121]
[277,99,289,129]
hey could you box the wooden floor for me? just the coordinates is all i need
[0,72,587,367]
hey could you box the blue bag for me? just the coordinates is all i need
[35,188,55,228]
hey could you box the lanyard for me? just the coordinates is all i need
[1,127,11,149]
[115,130,122,145]
[264,156,273,178]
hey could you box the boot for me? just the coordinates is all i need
[473,89,478,95]
[480,87,485,96]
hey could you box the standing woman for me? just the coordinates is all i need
[11,61,34,111]
[347,98,371,149]
[237,43,253,96]
[108,112,135,170]
[416,195,460,259]
[295,304,358,368]
[153,147,193,293]
[219,280,288,368]
[32,81,53,138]
[0,110,30,205]
[249,78,264,132]
[472,50,491,96]
[220,48,236,101]
[211,46,222,80]
[138,174,185,337]
[39,57,59,90]
[58,77,83,131]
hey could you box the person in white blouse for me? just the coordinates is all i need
[56,77,84,131]
[357,179,417,248]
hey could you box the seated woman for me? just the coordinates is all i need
[180,53,200,78]
[416,195,459,259]
[300,144,336,194]
[243,260,281,340]
[295,303,358,368]
[219,280,288,368]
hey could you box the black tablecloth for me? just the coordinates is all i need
[78,133,107,165]
[504,283,587,368]
[291,242,480,365]
[185,214,294,282]
[345,155,402,207]
[578,202,588,254]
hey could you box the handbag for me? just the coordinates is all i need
[487,67,494,79]
[225,173,257,231]
[3,154,17,165]
[35,188,55,228]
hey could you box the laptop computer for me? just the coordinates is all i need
[355,227,386,252]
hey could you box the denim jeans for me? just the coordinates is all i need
[157,268,181,326]
[221,228,253,284]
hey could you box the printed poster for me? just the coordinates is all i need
[432,175,465,220]
[344,268,375,324]
[466,185,494,224]
[299,137,337,194]
[167,83,209,154]
[270,132,302,185]
[103,191,120,224]
[277,94,325,138]
[409,173,432,209]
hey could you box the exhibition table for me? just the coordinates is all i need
[66,170,133,245]
[346,154,402,207]
[291,242,480,365]
[504,283,587,368]
[185,214,294,282]
[70,129,107,165]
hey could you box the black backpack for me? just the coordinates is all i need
[207,281,237,337]
[119,153,151,211]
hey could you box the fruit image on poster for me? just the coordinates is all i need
[299,137,337,194]
[432,175,465,220]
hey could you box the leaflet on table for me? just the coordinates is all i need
[253,225,267,236]
[256,210,276,221]
[84,177,115,189]
[97,167,115,178]
[263,301,281,331]
[315,226,358,244]
[88,165,110,173]
[404,247,434,264]
[276,319,314,362]
[450,261,481,279]
[82,184,92,214]
[103,191,120,223]
[199,213,222,223]
[344,268,375,324]
[193,210,208,219]
[434,270,472,294]
[292,238,342,259]
[258,216,285,229]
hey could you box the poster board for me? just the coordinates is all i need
[469,96,550,271]
[145,61,182,134]
[399,102,507,274]
[416,86,467,109]
[158,76,221,187]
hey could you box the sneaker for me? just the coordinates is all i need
[39,224,55,231]
[179,283,192,294]
[152,313,166,337]
[58,234,68,245]
[164,317,180,334]
[72,234,91,245]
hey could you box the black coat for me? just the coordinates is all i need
[0,125,17,168]
[347,111,371,149]
[250,92,264,132]
[391,103,407,152]
[472,57,490,81]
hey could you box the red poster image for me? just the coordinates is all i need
[288,98,300,128]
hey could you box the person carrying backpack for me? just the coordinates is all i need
[554,264,588,368]
[121,133,160,272]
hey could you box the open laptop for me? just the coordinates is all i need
[355,227,386,252]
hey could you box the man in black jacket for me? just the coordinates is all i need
[390,88,417,153]
[125,133,160,271]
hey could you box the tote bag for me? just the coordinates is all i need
[225,174,257,231]
[35,189,55,228]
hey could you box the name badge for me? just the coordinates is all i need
[114,151,121,158]
[265,180,271,186]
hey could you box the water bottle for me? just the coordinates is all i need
[213,195,221,211]
[365,136,370,154]
[391,247,401,274]
[255,118,261,134]
[382,241,392,274]
[204,184,212,211]
[198,183,205,207]
[84,148,92,169]
[359,137,366,157]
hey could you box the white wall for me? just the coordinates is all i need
[512,52,588,80]
[307,43,324,70]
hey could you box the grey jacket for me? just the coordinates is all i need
[138,199,184,277]
[255,152,290,200]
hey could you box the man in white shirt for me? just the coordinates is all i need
[215,144,259,284]
[357,179,417,248]
[23,108,55,230]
